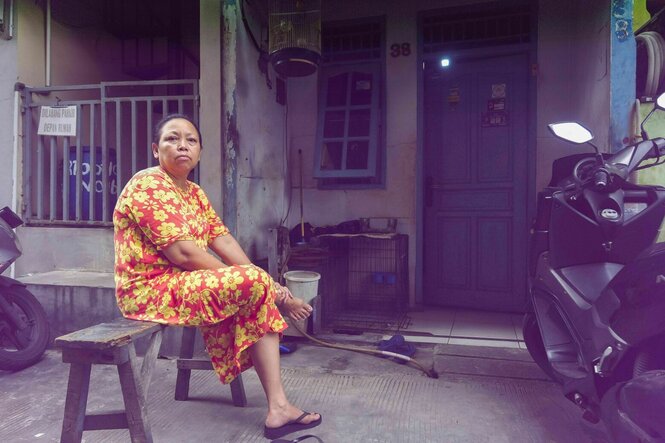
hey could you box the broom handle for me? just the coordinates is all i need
[299,149,304,241]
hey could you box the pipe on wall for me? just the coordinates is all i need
[45,0,51,86]
[10,89,20,279]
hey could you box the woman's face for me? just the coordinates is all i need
[152,118,201,179]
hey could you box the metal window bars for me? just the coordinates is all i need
[18,80,199,226]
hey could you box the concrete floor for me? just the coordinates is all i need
[0,336,611,443]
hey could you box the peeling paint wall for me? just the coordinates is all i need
[610,0,635,151]
[221,3,239,237]
[222,3,287,260]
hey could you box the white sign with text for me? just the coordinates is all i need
[37,106,77,136]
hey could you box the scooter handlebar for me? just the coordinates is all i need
[593,169,609,190]
[654,138,665,157]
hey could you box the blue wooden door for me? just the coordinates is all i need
[423,52,529,312]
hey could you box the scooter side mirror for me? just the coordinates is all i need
[0,207,23,229]
[548,122,594,144]
[656,92,665,110]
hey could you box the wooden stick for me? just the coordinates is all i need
[299,149,305,242]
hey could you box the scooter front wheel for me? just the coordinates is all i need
[0,286,50,371]
[523,313,562,383]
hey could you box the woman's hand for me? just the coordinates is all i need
[274,282,313,321]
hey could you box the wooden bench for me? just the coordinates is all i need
[56,318,246,443]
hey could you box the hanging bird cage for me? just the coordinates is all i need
[268,0,321,77]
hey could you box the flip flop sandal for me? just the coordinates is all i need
[264,412,323,440]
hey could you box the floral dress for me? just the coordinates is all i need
[113,166,287,384]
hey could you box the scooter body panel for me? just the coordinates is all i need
[0,276,26,288]
[532,254,619,383]
[0,221,21,275]
[548,187,665,270]
[598,243,665,345]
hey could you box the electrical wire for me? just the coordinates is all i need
[652,31,665,90]
[280,101,294,227]
[290,321,439,379]
[638,32,657,96]
[637,31,665,97]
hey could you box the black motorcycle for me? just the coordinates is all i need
[0,206,49,371]
[524,95,665,442]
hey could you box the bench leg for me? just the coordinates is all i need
[117,343,153,443]
[175,327,196,401]
[140,329,163,391]
[174,327,247,407]
[230,374,247,407]
[60,363,92,443]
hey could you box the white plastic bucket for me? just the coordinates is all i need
[283,270,321,304]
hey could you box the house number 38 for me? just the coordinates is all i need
[390,43,411,57]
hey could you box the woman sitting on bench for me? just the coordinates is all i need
[113,113,322,440]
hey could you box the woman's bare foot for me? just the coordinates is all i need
[265,403,321,429]
[280,296,312,321]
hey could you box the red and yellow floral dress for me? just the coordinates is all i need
[113,166,287,384]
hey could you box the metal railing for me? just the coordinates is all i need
[19,80,199,226]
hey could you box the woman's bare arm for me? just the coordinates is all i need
[209,234,251,266]
[209,234,293,307]
[165,236,311,318]
[162,240,227,271]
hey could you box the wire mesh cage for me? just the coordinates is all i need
[268,0,321,77]
[317,235,410,332]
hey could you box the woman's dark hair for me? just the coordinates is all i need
[152,113,203,147]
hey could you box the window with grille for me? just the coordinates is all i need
[314,18,384,188]
[422,4,530,54]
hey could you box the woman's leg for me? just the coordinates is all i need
[181,265,319,426]
[248,331,320,428]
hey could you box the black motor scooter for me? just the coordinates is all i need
[0,206,49,371]
[525,94,665,442]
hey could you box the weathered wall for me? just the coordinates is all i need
[7,0,622,293]
[286,0,615,306]
[536,0,612,191]
[49,17,126,85]
[12,1,133,275]
[15,0,45,87]
[16,226,114,274]
[17,1,131,87]
[223,3,287,260]
[288,0,445,305]
[12,1,217,275]
[0,10,17,211]
[199,0,223,214]
[287,0,519,306]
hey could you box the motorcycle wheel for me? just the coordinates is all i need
[0,286,50,371]
[523,313,562,383]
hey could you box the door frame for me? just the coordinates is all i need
[415,6,538,308]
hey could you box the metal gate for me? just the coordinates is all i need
[18,80,199,226]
